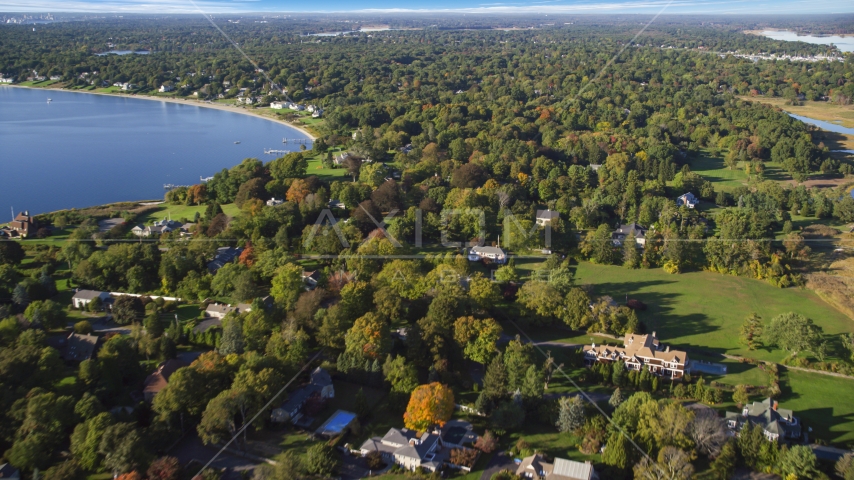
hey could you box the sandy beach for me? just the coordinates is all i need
[5,84,318,140]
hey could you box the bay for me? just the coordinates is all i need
[787,113,854,135]
[0,87,311,215]
[759,30,854,53]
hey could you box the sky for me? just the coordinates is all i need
[1,0,853,15]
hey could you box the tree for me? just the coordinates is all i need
[113,296,144,325]
[732,384,749,407]
[710,441,737,480]
[602,431,633,469]
[482,353,507,401]
[147,457,182,480]
[345,312,391,361]
[403,382,455,431]
[270,264,303,311]
[43,460,85,480]
[764,312,823,355]
[632,446,693,480]
[740,313,763,350]
[24,299,66,330]
[609,388,625,408]
[304,443,340,476]
[454,316,502,366]
[580,224,617,265]
[490,400,525,434]
[99,422,152,474]
[778,445,819,480]
[622,233,640,268]
[218,315,244,355]
[382,355,419,394]
[836,453,854,480]
[71,412,114,471]
[562,287,592,329]
[0,240,25,265]
[690,408,727,458]
[556,396,585,433]
[451,163,485,188]
[474,430,498,453]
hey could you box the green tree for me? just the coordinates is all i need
[740,313,763,350]
[602,431,633,470]
[304,443,340,476]
[99,422,152,474]
[270,263,303,311]
[710,441,737,480]
[382,355,419,394]
[778,445,819,480]
[453,316,502,366]
[764,312,823,355]
[24,299,66,330]
[732,384,750,407]
[609,388,625,408]
[70,412,114,471]
[219,314,244,355]
[556,396,585,433]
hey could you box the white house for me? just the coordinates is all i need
[204,302,253,319]
[311,109,323,118]
[612,223,647,247]
[158,84,175,93]
[270,101,284,109]
[677,192,699,209]
[266,198,284,206]
[516,454,595,480]
[535,209,560,227]
[468,246,507,264]
[0,77,14,84]
[71,290,112,309]
[49,75,62,81]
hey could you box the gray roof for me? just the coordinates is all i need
[207,247,244,272]
[381,427,420,447]
[310,367,332,387]
[551,458,594,480]
[536,209,560,220]
[63,333,100,362]
[470,246,505,256]
[0,463,20,479]
[613,223,647,239]
[72,289,107,300]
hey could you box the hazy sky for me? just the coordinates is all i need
[1,0,853,14]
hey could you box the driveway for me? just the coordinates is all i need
[480,452,517,480]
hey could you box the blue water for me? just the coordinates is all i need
[95,50,151,56]
[788,113,854,136]
[0,87,311,214]
[759,31,854,53]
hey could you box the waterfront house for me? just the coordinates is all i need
[468,246,507,264]
[71,289,112,309]
[612,223,647,247]
[158,84,174,93]
[583,332,687,380]
[677,192,699,209]
[49,75,61,81]
[725,398,802,443]
[0,76,14,83]
[9,211,37,237]
[535,209,560,227]
[270,101,284,109]
[312,109,323,118]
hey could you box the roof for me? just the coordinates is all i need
[0,464,19,479]
[205,303,252,316]
[584,332,686,365]
[143,358,189,397]
[517,454,553,477]
[470,246,505,256]
[278,384,322,415]
[207,247,244,272]
[72,289,108,301]
[613,223,647,238]
[310,367,332,387]
[551,458,594,480]
[63,333,100,361]
[381,427,421,447]
[536,209,560,221]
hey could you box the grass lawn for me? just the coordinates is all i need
[507,423,600,465]
[572,262,854,362]
[305,156,349,180]
[135,203,240,224]
[688,153,749,191]
[779,369,854,446]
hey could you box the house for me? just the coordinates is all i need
[725,398,802,443]
[468,246,507,264]
[49,75,61,81]
[302,271,321,290]
[204,302,253,319]
[677,192,699,209]
[0,463,20,480]
[328,199,346,209]
[9,211,37,237]
[62,333,101,362]
[207,246,244,273]
[271,367,334,423]
[311,109,323,118]
[71,289,112,309]
[0,77,14,84]
[179,223,195,237]
[516,454,595,480]
[536,209,560,227]
[143,358,189,402]
[237,96,255,105]
[360,428,445,472]
[266,198,284,207]
[333,153,351,165]
[132,219,182,237]
[612,223,647,247]
[583,332,688,380]
[159,84,174,93]
[306,105,319,113]
[270,101,284,109]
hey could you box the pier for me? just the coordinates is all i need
[163,184,191,190]
[282,138,309,144]
[264,149,289,155]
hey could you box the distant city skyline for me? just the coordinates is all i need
[1,0,853,14]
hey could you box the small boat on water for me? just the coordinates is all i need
[234,141,241,144]
[47,98,51,103]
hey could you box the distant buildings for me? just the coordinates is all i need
[468,246,507,264]
[583,332,688,380]
[516,454,596,480]
[158,84,174,93]
[725,398,802,443]
[131,218,183,238]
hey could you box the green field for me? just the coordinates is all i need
[135,203,240,224]
[572,262,854,362]
[779,369,854,445]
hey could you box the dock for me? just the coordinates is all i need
[264,149,289,155]
[282,138,309,144]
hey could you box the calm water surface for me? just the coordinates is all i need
[760,30,854,52]
[0,87,311,215]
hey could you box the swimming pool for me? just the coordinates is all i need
[317,410,357,436]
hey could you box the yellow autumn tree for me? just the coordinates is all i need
[344,312,390,360]
[403,382,455,431]
[286,178,310,203]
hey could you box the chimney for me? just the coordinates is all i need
[665,346,670,352]
[651,331,656,338]
[772,401,778,411]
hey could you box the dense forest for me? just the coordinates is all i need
[2,14,854,480]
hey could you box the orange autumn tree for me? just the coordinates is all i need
[286,178,311,203]
[403,382,454,431]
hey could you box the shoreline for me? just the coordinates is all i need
[4,84,318,141]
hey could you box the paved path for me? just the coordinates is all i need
[811,444,853,462]
[480,452,517,480]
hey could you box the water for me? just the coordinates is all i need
[787,113,854,135]
[759,30,854,52]
[308,27,392,36]
[0,87,311,215]
[95,50,151,56]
